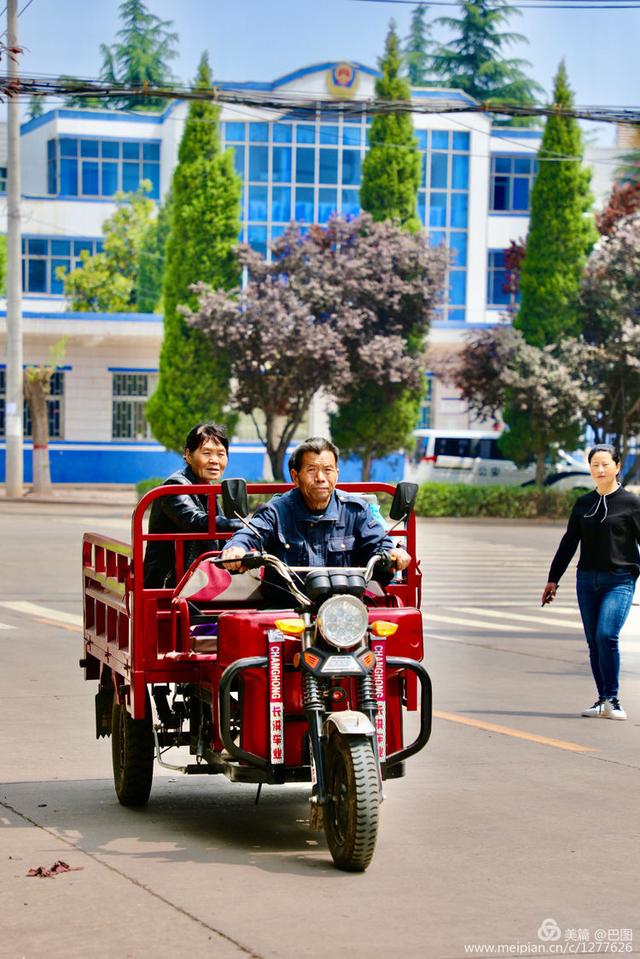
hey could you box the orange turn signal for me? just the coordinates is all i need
[370,620,399,637]
[274,618,306,636]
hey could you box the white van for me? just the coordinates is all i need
[404,429,591,489]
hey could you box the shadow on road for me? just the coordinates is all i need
[1,776,341,876]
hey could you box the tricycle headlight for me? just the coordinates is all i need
[316,595,368,650]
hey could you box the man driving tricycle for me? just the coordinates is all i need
[81,436,432,872]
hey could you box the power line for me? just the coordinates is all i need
[349,0,640,7]
[4,74,640,125]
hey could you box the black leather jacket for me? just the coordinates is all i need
[143,464,241,588]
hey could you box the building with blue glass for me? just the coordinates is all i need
[0,61,618,484]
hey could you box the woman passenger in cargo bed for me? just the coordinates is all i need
[143,422,242,588]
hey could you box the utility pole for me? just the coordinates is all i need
[5,0,23,497]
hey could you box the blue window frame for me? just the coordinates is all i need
[230,145,245,177]
[273,123,293,143]
[429,193,447,228]
[449,232,467,268]
[224,122,245,142]
[449,270,467,306]
[271,186,291,222]
[0,368,65,439]
[297,125,316,144]
[487,249,521,308]
[432,130,449,150]
[342,150,361,186]
[247,224,267,257]
[249,123,268,143]
[450,193,468,228]
[319,149,338,184]
[248,185,268,221]
[21,235,103,295]
[47,137,161,199]
[272,147,292,183]
[295,187,314,222]
[296,148,315,183]
[320,125,339,146]
[220,116,468,319]
[452,154,469,190]
[452,132,470,151]
[112,372,157,440]
[430,153,448,189]
[490,154,537,212]
[249,146,269,182]
[342,126,361,146]
[341,189,360,217]
[318,188,338,223]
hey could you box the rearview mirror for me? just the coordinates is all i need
[389,481,418,521]
[221,478,249,519]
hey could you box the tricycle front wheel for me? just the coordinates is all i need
[111,692,154,807]
[324,733,380,872]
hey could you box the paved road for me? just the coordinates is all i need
[1,502,639,959]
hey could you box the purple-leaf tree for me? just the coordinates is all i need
[433,326,595,484]
[187,214,447,480]
[580,211,640,476]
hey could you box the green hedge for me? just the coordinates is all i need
[414,483,585,519]
[136,477,164,500]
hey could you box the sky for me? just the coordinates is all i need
[6,0,640,145]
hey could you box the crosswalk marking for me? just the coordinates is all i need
[422,612,532,632]
[0,622,16,630]
[0,601,82,627]
[454,606,584,630]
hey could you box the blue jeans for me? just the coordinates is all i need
[576,570,636,699]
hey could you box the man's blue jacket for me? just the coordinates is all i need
[227,487,394,570]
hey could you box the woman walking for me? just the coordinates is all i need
[542,444,640,720]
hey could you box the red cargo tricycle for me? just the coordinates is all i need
[81,479,432,871]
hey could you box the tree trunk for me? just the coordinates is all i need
[535,450,545,486]
[23,370,53,495]
[265,413,290,482]
[361,451,373,482]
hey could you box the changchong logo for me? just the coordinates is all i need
[537,919,562,942]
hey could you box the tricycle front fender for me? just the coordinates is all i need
[324,710,375,738]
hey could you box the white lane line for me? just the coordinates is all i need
[0,622,16,630]
[422,612,531,632]
[426,602,579,612]
[0,601,82,627]
[454,606,584,630]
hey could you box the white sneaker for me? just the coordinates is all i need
[582,698,606,717]
[603,698,627,721]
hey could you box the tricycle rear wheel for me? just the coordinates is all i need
[324,733,380,872]
[111,691,154,806]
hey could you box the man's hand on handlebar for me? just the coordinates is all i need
[388,547,411,571]
[220,546,248,572]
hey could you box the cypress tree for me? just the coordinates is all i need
[515,62,596,347]
[146,53,241,451]
[360,22,422,232]
[336,24,425,479]
[136,192,172,313]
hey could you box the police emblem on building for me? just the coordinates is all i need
[326,62,360,98]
